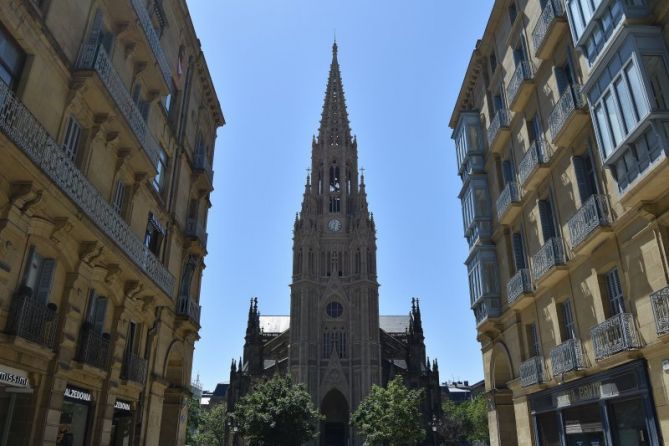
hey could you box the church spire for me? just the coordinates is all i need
[318,41,352,146]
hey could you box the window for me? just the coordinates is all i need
[643,55,669,111]
[326,301,343,319]
[132,83,150,121]
[329,165,340,192]
[526,322,541,357]
[0,26,25,89]
[512,232,526,271]
[489,53,497,74]
[538,198,557,243]
[560,300,576,341]
[126,322,139,357]
[163,94,171,113]
[502,159,514,184]
[112,180,128,216]
[21,246,56,303]
[605,268,625,315]
[153,148,168,192]
[322,328,346,358]
[179,256,197,299]
[85,290,107,333]
[329,196,340,213]
[527,117,541,144]
[62,116,82,163]
[573,154,597,204]
[144,212,165,256]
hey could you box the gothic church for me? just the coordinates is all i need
[226,43,441,445]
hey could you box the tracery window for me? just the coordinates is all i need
[322,328,346,358]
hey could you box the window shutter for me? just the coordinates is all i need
[573,156,594,203]
[562,300,575,340]
[22,245,40,294]
[512,232,526,270]
[538,199,556,242]
[35,258,56,303]
[606,269,625,315]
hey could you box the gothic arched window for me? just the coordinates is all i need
[329,165,340,192]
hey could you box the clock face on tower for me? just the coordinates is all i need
[327,218,342,232]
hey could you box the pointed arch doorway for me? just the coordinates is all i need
[320,389,349,446]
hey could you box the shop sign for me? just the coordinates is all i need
[64,386,92,402]
[114,400,131,411]
[0,365,30,388]
[554,381,620,408]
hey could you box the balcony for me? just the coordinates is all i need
[507,61,535,112]
[507,269,533,309]
[518,139,554,191]
[520,356,546,387]
[185,218,208,249]
[76,43,160,171]
[531,237,567,286]
[473,297,501,330]
[130,0,172,90]
[121,352,147,384]
[0,80,176,297]
[193,150,214,188]
[177,297,202,327]
[76,324,111,370]
[650,286,669,336]
[567,195,612,253]
[6,292,57,350]
[495,182,521,225]
[532,0,568,59]
[486,109,511,154]
[548,84,588,147]
[591,313,642,361]
[550,338,585,376]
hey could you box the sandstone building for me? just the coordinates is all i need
[450,0,669,444]
[0,1,223,445]
[226,43,442,446]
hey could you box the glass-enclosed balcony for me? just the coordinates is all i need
[591,313,642,361]
[531,237,567,285]
[467,246,501,328]
[473,297,502,328]
[460,177,493,249]
[194,150,214,187]
[651,286,669,336]
[532,0,568,59]
[186,217,208,249]
[507,61,535,112]
[550,338,585,376]
[487,109,511,154]
[177,297,202,327]
[496,182,521,225]
[454,112,486,175]
[520,356,546,387]
[507,269,533,308]
[548,84,588,147]
[518,139,554,190]
[567,195,612,252]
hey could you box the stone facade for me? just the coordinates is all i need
[0,1,223,445]
[451,0,669,445]
[226,44,442,446]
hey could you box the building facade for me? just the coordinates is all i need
[226,43,442,446]
[0,1,223,445]
[450,0,669,445]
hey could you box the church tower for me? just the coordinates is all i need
[289,41,381,440]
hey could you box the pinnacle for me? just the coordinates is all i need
[318,42,352,146]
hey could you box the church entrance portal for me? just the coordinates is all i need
[320,389,349,446]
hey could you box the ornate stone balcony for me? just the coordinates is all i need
[507,61,534,112]
[550,338,585,376]
[185,217,208,249]
[520,356,546,387]
[567,195,612,252]
[651,286,669,336]
[130,0,172,89]
[76,324,111,370]
[591,313,642,361]
[177,297,202,327]
[473,297,501,329]
[507,269,533,309]
[496,182,521,225]
[76,43,160,168]
[531,237,567,286]
[532,0,567,59]
[548,84,588,147]
[0,80,175,297]
[487,109,511,154]
[121,352,148,384]
[6,291,57,350]
[518,139,554,191]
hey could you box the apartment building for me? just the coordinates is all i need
[450,0,669,444]
[0,1,223,445]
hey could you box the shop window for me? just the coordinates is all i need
[85,290,107,333]
[605,268,625,315]
[60,386,93,446]
[21,246,56,303]
[144,212,165,256]
[573,154,597,204]
[563,403,605,444]
[111,180,128,217]
[111,400,133,446]
[536,412,561,446]
[0,25,25,90]
[609,398,650,444]
[538,198,557,243]
[153,148,168,192]
[62,116,83,163]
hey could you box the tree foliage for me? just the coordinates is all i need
[194,403,227,446]
[351,375,425,446]
[439,394,489,445]
[231,374,322,446]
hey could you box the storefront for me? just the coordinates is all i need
[0,364,33,446]
[111,399,134,446]
[530,360,661,446]
[58,385,93,446]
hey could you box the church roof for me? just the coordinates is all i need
[258,315,409,335]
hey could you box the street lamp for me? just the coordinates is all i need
[431,414,439,446]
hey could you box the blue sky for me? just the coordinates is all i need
[188,0,494,391]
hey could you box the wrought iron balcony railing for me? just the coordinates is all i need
[130,0,172,89]
[518,139,553,186]
[76,324,111,370]
[507,268,533,305]
[177,297,202,326]
[6,291,57,349]
[591,313,642,361]
[567,195,612,249]
[186,218,208,248]
[531,237,566,282]
[532,0,565,54]
[550,338,585,376]
[651,286,669,336]
[520,356,546,387]
[496,182,521,221]
[76,43,160,166]
[0,81,175,297]
[548,84,586,143]
[487,109,511,148]
[507,61,533,106]
[121,352,148,384]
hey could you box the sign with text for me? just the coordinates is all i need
[64,386,92,403]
